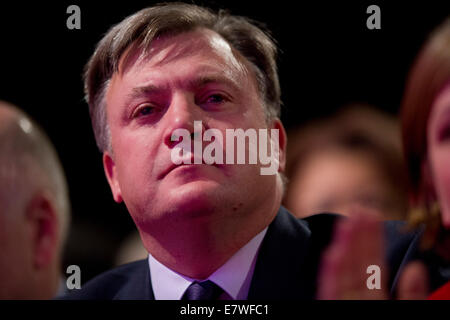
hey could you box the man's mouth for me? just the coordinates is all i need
[158,161,221,180]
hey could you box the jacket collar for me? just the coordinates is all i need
[128,206,316,300]
[247,206,314,299]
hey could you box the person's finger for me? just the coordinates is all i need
[317,245,341,299]
[318,213,389,299]
[397,261,429,300]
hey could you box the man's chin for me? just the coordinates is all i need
[163,180,222,214]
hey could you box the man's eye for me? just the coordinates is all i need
[133,104,156,118]
[205,94,226,104]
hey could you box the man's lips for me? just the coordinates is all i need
[158,163,186,180]
[158,162,221,180]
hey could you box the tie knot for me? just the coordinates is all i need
[182,280,223,300]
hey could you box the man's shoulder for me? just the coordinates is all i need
[60,259,151,300]
[247,208,344,299]
[277,208,343,246]
[275,207,341,232]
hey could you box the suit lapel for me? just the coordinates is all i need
[247,207,314,299]
[113,259,155,300]
[111,210,420,300]
[114,208,339,300]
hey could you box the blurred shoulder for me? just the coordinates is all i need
[59,259,149,300]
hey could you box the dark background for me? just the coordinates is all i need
[0,0,448,282]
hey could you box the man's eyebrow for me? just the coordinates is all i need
[122,84,162,109]
[188,74,241,92]
[126,74,239,99]
[121,73,241,111]
[127,84,163,100]
[119,85,164,120]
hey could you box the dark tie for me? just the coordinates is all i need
[182,280,223,300]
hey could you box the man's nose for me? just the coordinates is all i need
[163,93,206,148]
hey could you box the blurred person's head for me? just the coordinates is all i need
[0,101,70,299]
[401,18,450,251]
[284,105,408,220]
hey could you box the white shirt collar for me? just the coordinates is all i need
[148,227,268,300]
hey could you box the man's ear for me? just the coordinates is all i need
[103,151,123,203]
[271,118,287,173]
[26,193,59,269]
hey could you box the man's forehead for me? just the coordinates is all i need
[117,28,245,76]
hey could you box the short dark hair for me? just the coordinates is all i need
[84,2,281,151]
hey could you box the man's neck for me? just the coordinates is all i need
[139,200,280,279]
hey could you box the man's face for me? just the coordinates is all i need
[103,28,285,230]
[428,82,450,228]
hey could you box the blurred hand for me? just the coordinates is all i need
[317,211,388,299]
[397,261,429,300]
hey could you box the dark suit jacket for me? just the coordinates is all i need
[62,206,422,300]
